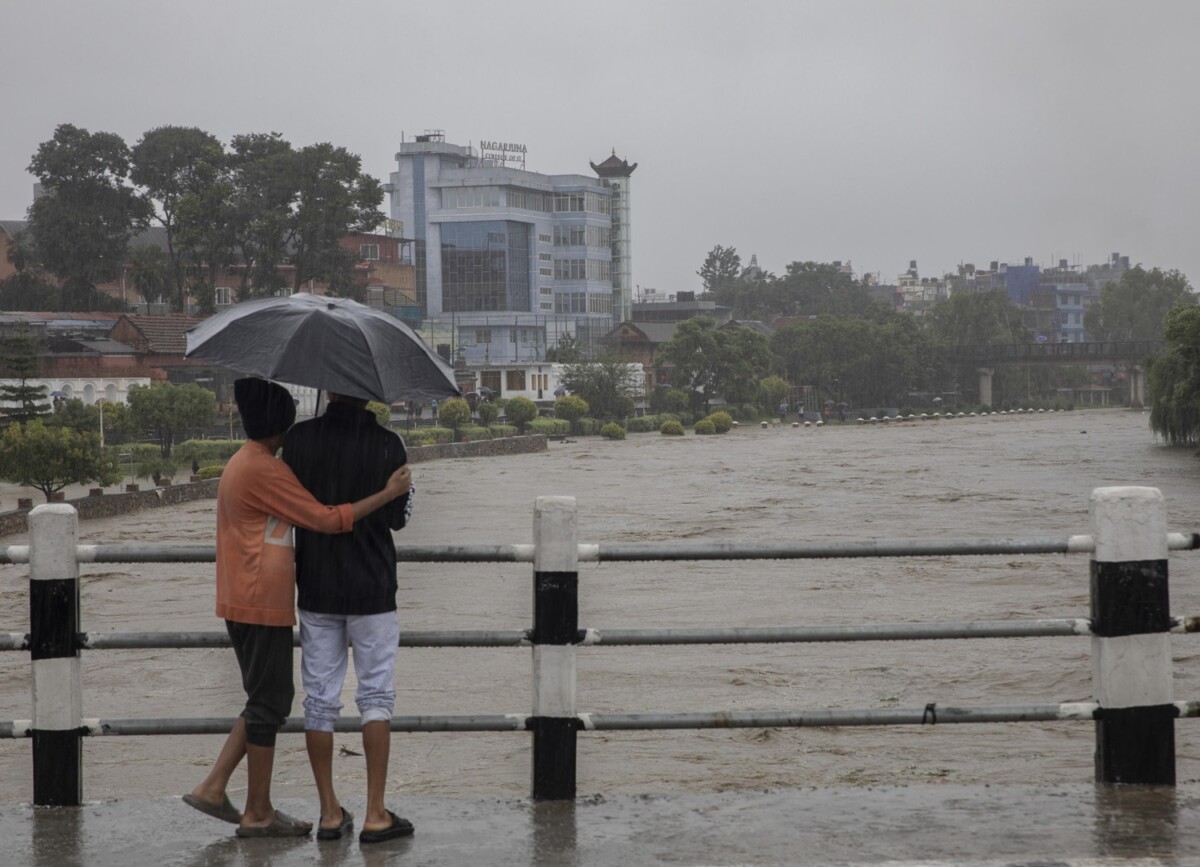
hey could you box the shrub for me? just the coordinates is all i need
[438,397,472,429]
[626,415,658,433]
[504,396,539,431]
[527,417,570,435]
[477,401,500,426]
[456,425,492,442]
[660,420,685,436]
[197,465,224,480]
[554,395,590,431]
[707,411,733,433]
[576,417,599,436]
[600,422,626,440]
[420,426,455,444]
[366,401,391,426]
[488,423,518,438]
[694,419,717,435]
[175,439,242,465]
[136,455,178,482]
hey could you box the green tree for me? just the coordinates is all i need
[545,334,585,362]
[43,398,100,434]
[0,419,118,500]
[654,316,723,409]
[126,244,170,306]
[758,375,791,415]
[4,228,37,273]
[554,394,590,432]
[559,357,640,419]
[438,397,471,430]
[698,245,741,296]
[712,325,775,407]
[287,142,383,291]
[131,126,228,311]
[1085,266,1195,343]
[1148,304,1200,445]
[26,124,151,310]
[127,382,217,458]
[923,288,1032,405]
[0,271,59,311]
[771,315,930,409]
[504,396,539,432]
[0,325,50,422]
[228,132,295,300]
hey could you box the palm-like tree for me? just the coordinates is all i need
[4,229,37,273]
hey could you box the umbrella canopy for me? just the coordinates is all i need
[184,293,461,404]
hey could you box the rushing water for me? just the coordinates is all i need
[2,408,1199,805]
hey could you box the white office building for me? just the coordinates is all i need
[384,131,636,364]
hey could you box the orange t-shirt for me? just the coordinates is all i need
[215,440,354,626]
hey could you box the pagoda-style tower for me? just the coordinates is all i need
[590,150,637,324]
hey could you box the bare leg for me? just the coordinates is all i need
[189,716,246,806]
[361,720,391,831]
[305,730,344,829]
[239,742,277,827]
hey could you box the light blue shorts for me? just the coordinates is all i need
[298,609,400,732]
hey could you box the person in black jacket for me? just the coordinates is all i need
[283,392,415,844]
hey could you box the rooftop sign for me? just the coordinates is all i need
[479,139,527,169]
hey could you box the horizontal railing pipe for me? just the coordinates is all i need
[74,715,528,736]
[580,620,1093,645]
[2,533,1197,567]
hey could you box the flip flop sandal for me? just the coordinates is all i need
[182,793,242,825]
[359,810,414,844]
[317,807,354,841]
[235,809,313,838]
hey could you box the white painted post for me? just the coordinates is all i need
[1089,486,1175,784]
[530,496,578,800]
[29,504,83,805]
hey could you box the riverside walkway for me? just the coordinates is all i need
[2,783,1197,866]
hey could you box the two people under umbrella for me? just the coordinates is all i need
[184,378,416,843]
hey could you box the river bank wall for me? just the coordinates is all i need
[0,434,547,538]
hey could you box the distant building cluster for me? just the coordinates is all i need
[869,253,1133,343]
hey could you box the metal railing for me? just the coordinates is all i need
[1,486,1197,805]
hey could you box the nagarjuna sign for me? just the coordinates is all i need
[479,139,527,167]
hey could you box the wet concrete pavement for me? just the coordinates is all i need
[1,784,1197,866]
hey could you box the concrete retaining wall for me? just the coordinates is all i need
[0,435,547,538]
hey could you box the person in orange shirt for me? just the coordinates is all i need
[184,378,411,838]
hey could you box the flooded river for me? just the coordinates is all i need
[2,408,1200,806]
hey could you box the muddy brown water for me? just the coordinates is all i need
[2,408,1199,807]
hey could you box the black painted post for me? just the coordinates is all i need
[1089,486,1175,785]
[29,504,83,806]
[530,496,578,800]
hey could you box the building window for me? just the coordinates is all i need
[506,370,526,391]
[554,292,588,313]
[539,252,552,261]
[214,286,233,306]
[475,329,492,344]
[539,267,553,277]
[442,186,501,208]
[359,244,380,260]
[538,233,552,244]
[540,302,553,310]
[554,225,586,246]
[480,370,502,393]
[554,259,587,280]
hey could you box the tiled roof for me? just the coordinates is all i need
[117,314,208,354]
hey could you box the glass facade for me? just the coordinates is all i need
[441,220,532,313]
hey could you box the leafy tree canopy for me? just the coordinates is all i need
[0,418,118,499]
[1148,304,1200,445]
[127,382,217,458]
[559,357,640,420]
[697,245,741,295]
[1085,266,1195,343]
[26,123,151,310]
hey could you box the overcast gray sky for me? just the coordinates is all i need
[4,0,1198,294]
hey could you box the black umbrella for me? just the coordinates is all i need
[184,293,460,403]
